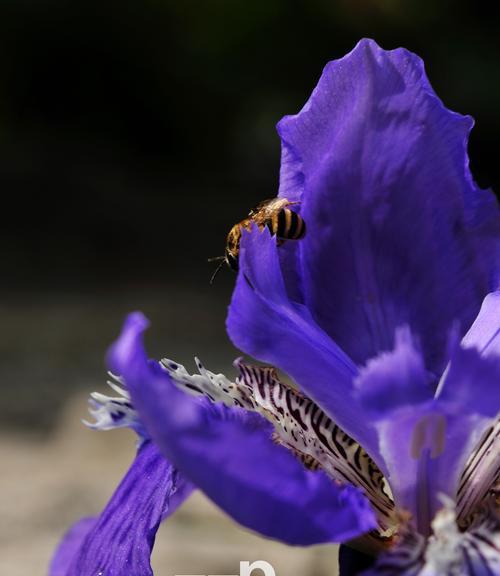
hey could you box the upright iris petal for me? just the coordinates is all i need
[230,38,498,380]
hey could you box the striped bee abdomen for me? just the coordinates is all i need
[268,208,305,240]
[215,199,305,281]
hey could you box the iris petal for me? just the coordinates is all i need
[438,342,500,418]
[50,440,192,576]
[355,328,438,530]
[356,328,500,532]
[277,38,498,374]
[111,312,377,546]
[227,227,382,466]
[437,345,500,525]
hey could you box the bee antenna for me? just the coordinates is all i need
[207,255,225,262]
[209,259,226,285]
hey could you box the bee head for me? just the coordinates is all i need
[225,248,239,272]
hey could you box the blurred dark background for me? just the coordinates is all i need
[0,0,499,431]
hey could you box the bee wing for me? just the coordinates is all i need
[248,198,275,216]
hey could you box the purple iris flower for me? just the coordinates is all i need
[51,39,500,576]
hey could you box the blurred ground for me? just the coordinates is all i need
[0,291,339,575]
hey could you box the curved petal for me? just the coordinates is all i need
[463,183,500,292]
[437,346,500,524]
[356,329,499,533]
[438,343,500,418]
[355,328,437,530]
[277,38,498,373]
[226,227,382,467]
[111,312,377,546]
[355,327,434,413]
[50,440,193,576]
[462,291,500,358]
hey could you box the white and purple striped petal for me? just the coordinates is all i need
[109,312,377,546]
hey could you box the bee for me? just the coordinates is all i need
[209,197,305,283]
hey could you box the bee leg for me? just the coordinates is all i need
[209,259,226,284]
[243,273,255,291]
